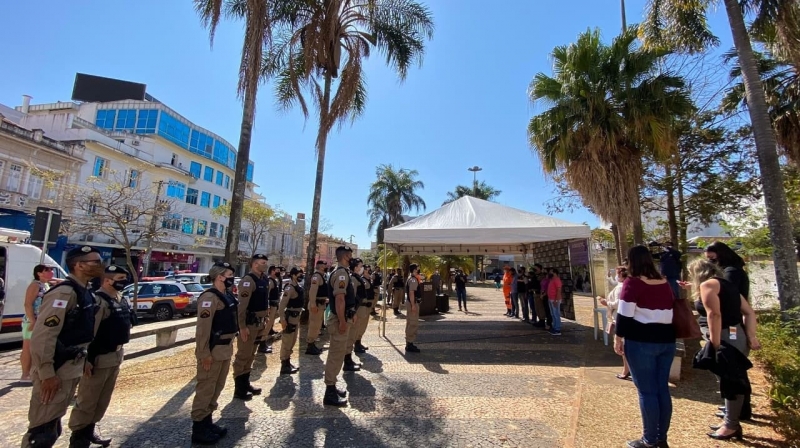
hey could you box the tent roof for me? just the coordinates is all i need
[383,196,590,255]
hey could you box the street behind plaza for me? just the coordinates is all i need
[0,285,786,447]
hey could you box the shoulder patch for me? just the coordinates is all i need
[338,281,346,289]
[52,299,67,309]
[199,309,211,318]
[44,315,61,327]
[240,292,250,298]
[284,285,292,291]
[201,301,212,308]
[242,281,251,287]
[338,275,346,281]
[311,277,319,284]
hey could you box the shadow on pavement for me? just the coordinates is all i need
[119,379,196,447]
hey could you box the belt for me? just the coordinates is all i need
[362,301,373,308]
[216,338,232,346]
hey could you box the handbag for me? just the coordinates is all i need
[672,298,702,339]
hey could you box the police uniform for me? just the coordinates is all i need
[278,274,303,375]
[259,274,283,353]
[231,260,270,399]
[322,264,357,406]
[405,274,422,352]
[305,270,328,355]
[23,246,101,448]
[191,268,238,444]
[67,266,133,447]
[348,273,374,356]
[391,273,404,312]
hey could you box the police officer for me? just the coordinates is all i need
[68,266,134,448]
[231,254,270,401]
[322,246,357,407]
[342,258,367,372]
[405,264,422,353]
[351,264,375,355]
[23,246,104,448]
[305,260,329,356]
[190,262,238,445]
[257,265,283,354]
[390,268,404,316]
[278,268,304,375]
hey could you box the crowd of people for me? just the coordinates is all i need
[598,241,760,448]
[497,264,563,335]
[19,245,430,447]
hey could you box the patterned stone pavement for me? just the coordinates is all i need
[0,286,607,447]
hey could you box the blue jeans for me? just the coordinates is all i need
[548,300,562,331]
[510,293,519,316]
[527,292,538,321]
[666,277,679,299]
[456,288,467,309]
[520,292,530,320]
[624,339,676,445]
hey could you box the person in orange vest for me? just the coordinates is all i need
[502,265,513,316]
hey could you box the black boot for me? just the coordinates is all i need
[280,359,299,375]
[86,423,112,447]
[343,354,361,371]
[405,342,421,353]
[68,427,91,448]
[245,372,261,395]
[233,374,253,401]
[323,385,348,407]
[354,340,368,353]
[337,386,347,398]
[257,341,272,353]
[393,309,401,316]
[191,419,220,445]
[305,342,323,355]
[203,414,227,438]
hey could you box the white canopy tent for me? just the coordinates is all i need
[383,196,591,255]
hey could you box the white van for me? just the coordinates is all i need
[0,228,68,343]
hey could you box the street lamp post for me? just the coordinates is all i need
[467,166,482,196]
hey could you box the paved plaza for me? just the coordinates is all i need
[0,285,786,447]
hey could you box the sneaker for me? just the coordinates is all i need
[551,330,561,336]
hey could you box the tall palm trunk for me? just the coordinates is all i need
[305,73,334,281]
[632,195,645,245]
[665,162,679,245]
[611,222,623,265]
[725,0,800,310]
[225,85,257,267]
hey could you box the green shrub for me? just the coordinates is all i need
[754,307,800,446]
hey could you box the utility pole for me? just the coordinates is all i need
[142,180,164,276]
[468,166,482,197]
[620,0,627,32]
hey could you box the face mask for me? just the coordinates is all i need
[615,277,622,284]
[709,259,718,265]
[356,267,364,275]
[298,275,305,282]
[223,277,235,289]
[111,281,127,291]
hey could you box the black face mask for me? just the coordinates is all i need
[709,258,719,265]
[298,275,305,282]
[223,277,235,289]
[111,281,127,291]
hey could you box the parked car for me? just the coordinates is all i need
[122,281,202,321]
[171,273,211,284]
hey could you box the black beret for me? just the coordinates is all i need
[66,245,100,260]
[251,253,268,261]
[105,265,130,276]
[335,246,353,253]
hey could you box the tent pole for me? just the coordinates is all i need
[381,243,387,338]
[588,238,598,335]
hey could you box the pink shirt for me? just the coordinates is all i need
[547,276,562,300]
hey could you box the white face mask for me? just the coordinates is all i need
[616,276,622,283]
[356,266,364,275]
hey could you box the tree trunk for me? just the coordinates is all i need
[304,73,334,288]
[725,0,800,311]
[225,84,257,266]
[611,222,623,265]
[126,250,139,313]
[665,163,679,246]
[632,193,645,245]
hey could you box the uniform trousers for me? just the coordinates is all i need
[306,303,326,344]
[392,289,403,310]
[191,347,231,421]
[232,317,267,377]
[405,301,419,343]
[22,371,81,448]
[68,351,123,431]
[264,306,279,339]
[347,305,372,353]
[279,310,301,361]
[323,313,352,386]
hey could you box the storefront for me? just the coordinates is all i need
[147,251,196,276]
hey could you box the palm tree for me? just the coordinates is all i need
[640,0,800,310]
[367,164,427,244]
[263,0,434,275]
[528,27,692,245]
[442,181,501,205]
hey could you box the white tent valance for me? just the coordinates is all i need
[383,196,590,255]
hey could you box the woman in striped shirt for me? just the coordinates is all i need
[615,245,676,448]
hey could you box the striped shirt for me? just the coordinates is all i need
[615,277,676,343]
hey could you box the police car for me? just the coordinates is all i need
[122,281,203,321]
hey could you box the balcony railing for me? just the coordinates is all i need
[0,121,79,156]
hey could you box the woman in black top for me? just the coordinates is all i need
[689,259,760,441]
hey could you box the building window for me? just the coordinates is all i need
[189,162,201,179]
[197,220,207,236]
[212,195,220,209]
[224,175,230,189]
[213,140,228,166]
[189,129,214,158]
[215,171,224,186]
[93,157,108,178]
[219,224,225,238]
[240,231,250,243]
[127,169,139,188]
[115,109,137,131]
[246,162,254,182]
[200,192,211,207]
[162,213,182,231]
[122,205,134,222]
[228,148,237,170]
[166,181,186,200]
[186,188,199,205]
[182,217,195,234]
[27,175,43,199]
[157,112,190,149]
[209,222,218,238]
[203,166,214,182]
[87,197,98,215]
[135,109,157,134]
[222,198,227,206]
[95,110,116,129]
[6,164,22,192]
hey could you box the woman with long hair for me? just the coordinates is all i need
[20,264,53,381]
[689,258,760,441]
[615,246,676,448]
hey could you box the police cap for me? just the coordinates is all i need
[214,261,234,269]
[289,267,301,277]
[251,253,268,261]
[66,245,100,260]
[335,246,353,253]
[105,265,130,276]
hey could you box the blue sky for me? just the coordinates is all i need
[0,0,733,249]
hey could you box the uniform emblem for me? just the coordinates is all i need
[338,275,346,281]
[53,299,67,309]
[240,292,250,298]
[284,285,291,291]
[200,310,211,318]
[338,281,346,289]
[44,316,61,327]
[242,282,251,287]
[201,301,212,308]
